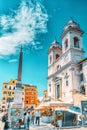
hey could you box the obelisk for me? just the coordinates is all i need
[18,46,22,82]
[13,46,23,108]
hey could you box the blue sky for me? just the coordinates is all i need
[0,0,87,99]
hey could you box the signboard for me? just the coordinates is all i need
[81,101,87,126]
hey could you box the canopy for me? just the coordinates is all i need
[67,106,81,115]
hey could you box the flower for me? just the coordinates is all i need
[41,108,53,116]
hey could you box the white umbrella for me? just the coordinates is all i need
[67,109,81,115]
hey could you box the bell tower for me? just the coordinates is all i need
[48,39,62,67]
[61,19,84,62]
[48,39,62,97]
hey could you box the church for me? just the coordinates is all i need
[47,19,87,105]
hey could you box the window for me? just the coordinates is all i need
[3,98,5,100]
[66,80,68,86]
[57,65,60,70]
[56,85,60,99]
[3,91,6,94]
[74,37,79,48]
[4,85,7,89]
[26,101,28,104]
[49,84,51,92]
[13,81,14,83]
[56,54,59,60]
[64,39,68,50]
[49,55,52,64]
[65,73,69,86]
[57,65,61,71]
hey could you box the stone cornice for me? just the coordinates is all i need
[47,61,74,79]
[48,48,84,69]
[61,28,84,39]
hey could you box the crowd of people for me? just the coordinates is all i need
[1,109,41,130]
[1,108,62,130]
[23,109,41,130]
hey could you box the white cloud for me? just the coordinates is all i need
[8,59,18,63]
[0,0,48,57]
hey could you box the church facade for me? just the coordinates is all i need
[47,19,87,104]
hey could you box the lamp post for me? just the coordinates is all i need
[7,98,11,129]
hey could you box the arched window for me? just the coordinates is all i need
[56,54,59,60]
[64,39,68,49]
[74,37,79,48]
[49,55,52,64]
[49,84,51,92]
[66,80,68,86]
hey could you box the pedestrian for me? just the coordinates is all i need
[25,111,31,130]
[2,113,8,129]
[31,111,35,125]
[53,111,59,130]
[34,110,40,126]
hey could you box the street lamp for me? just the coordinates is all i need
[7,98,11,128]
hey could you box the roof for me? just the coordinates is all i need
[49,39,62,50]
[61,19,84,39]
[23,84,37,87]
[78,58,87,65]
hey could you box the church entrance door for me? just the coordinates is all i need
[56,84,60,99]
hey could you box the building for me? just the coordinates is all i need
[47,19,87,104]
[2,79,18,104]
[2,79,38,108]
[2,47,38,108]
[23,84,38,108]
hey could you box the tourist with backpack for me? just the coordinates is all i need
[25,111,31,130]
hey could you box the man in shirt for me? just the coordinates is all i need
[25,111,31,130]
[34,110,40,126]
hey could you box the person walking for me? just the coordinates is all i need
[34,110,40,126]
[24,112,26,129]
[31,111,35,125]
[25,111,31,130]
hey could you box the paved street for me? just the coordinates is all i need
[4,118,87,130]
[6,126,87,130]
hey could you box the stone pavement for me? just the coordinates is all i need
[30,122,87,130]
[4,119,87,130]
[30,125,87,130]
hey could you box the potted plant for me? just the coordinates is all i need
[41,108,54,123]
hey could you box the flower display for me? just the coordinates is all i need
[41,108,53,116]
